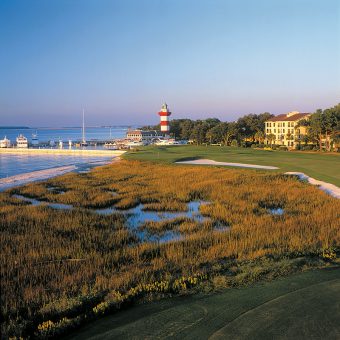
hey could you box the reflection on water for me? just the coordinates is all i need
[96,201,210,228]
[11,194,229,243]
[12,195,73,210]
[270,208,284,215]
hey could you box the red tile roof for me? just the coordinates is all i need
[267,112,310,122]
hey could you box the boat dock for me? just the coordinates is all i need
[0,148,126,156]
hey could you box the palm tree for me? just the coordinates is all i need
[254,130,265,144]
[266,134,275,147]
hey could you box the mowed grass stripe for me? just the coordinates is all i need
[67,268,340,340]
[124,146,340,186]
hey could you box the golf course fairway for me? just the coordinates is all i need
[67,268,340,339]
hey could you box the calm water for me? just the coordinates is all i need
[0,153,112,178]
[0,126,129,143]
[11,196,216,243]
[0,126,128,178]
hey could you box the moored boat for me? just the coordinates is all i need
[0,136,11,148]
[16,134,28,148]
[81,109,88,147]
[104,141,118,149]
[31,132,39,146]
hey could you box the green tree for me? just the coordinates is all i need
[237,112,273,142]
[223,122,238,145]
[254,130,265,144]
[190,121,210,145]
[308,109,324,151]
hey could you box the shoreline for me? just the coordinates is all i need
[0,158,120,191]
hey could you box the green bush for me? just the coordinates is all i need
[231,139,239,147]
[302,145,313,151]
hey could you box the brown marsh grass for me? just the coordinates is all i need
[1,160,339,337]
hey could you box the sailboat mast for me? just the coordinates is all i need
[82,108,85,143]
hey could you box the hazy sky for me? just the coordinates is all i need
[1,0,339,127]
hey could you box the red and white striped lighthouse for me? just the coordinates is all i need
[158,103,171,134]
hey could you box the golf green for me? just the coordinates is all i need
[67,268,340,339]
[124,146,340,186]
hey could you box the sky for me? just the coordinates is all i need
[0,0,339,127]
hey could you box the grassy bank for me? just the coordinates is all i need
[67,267,340,339]
[1,160,339,337]
[124,145,340,186]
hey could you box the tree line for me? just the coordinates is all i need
[143,112,272,146]
[296,104,340,151]
[142,103,340,150]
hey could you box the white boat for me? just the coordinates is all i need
[104,141,118,150]
[155,138,179,145]
[81,109,88,147]
[0,136,11,148]
[125,140,144,147]
[49,140,55,147]
[68,139,72,148]
[16,134,28,148]
[31,132,39,146]
[58,139,63,148]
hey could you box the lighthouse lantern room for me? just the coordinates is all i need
[158,103,171,134]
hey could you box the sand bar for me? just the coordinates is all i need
[0,166,77,191]
[0,155,123,191]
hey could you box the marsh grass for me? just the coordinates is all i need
[1,160,340,337]
[140,217,192,235]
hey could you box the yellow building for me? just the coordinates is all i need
[265,111,311,148]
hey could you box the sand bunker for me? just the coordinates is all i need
[285,172,340,199]
[176,159,279,170]
[176,159,340,199]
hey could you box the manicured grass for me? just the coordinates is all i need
[67,267,340,340]
[124,146,340,186]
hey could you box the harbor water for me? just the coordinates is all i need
[0,126,128,178]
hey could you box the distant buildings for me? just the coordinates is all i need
[125,103,173,143]
[265,111,311,148]
[126,129,160,142]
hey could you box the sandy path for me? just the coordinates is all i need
[176,159,278,170]
[176,159,340,199]
[285,172,340,199]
